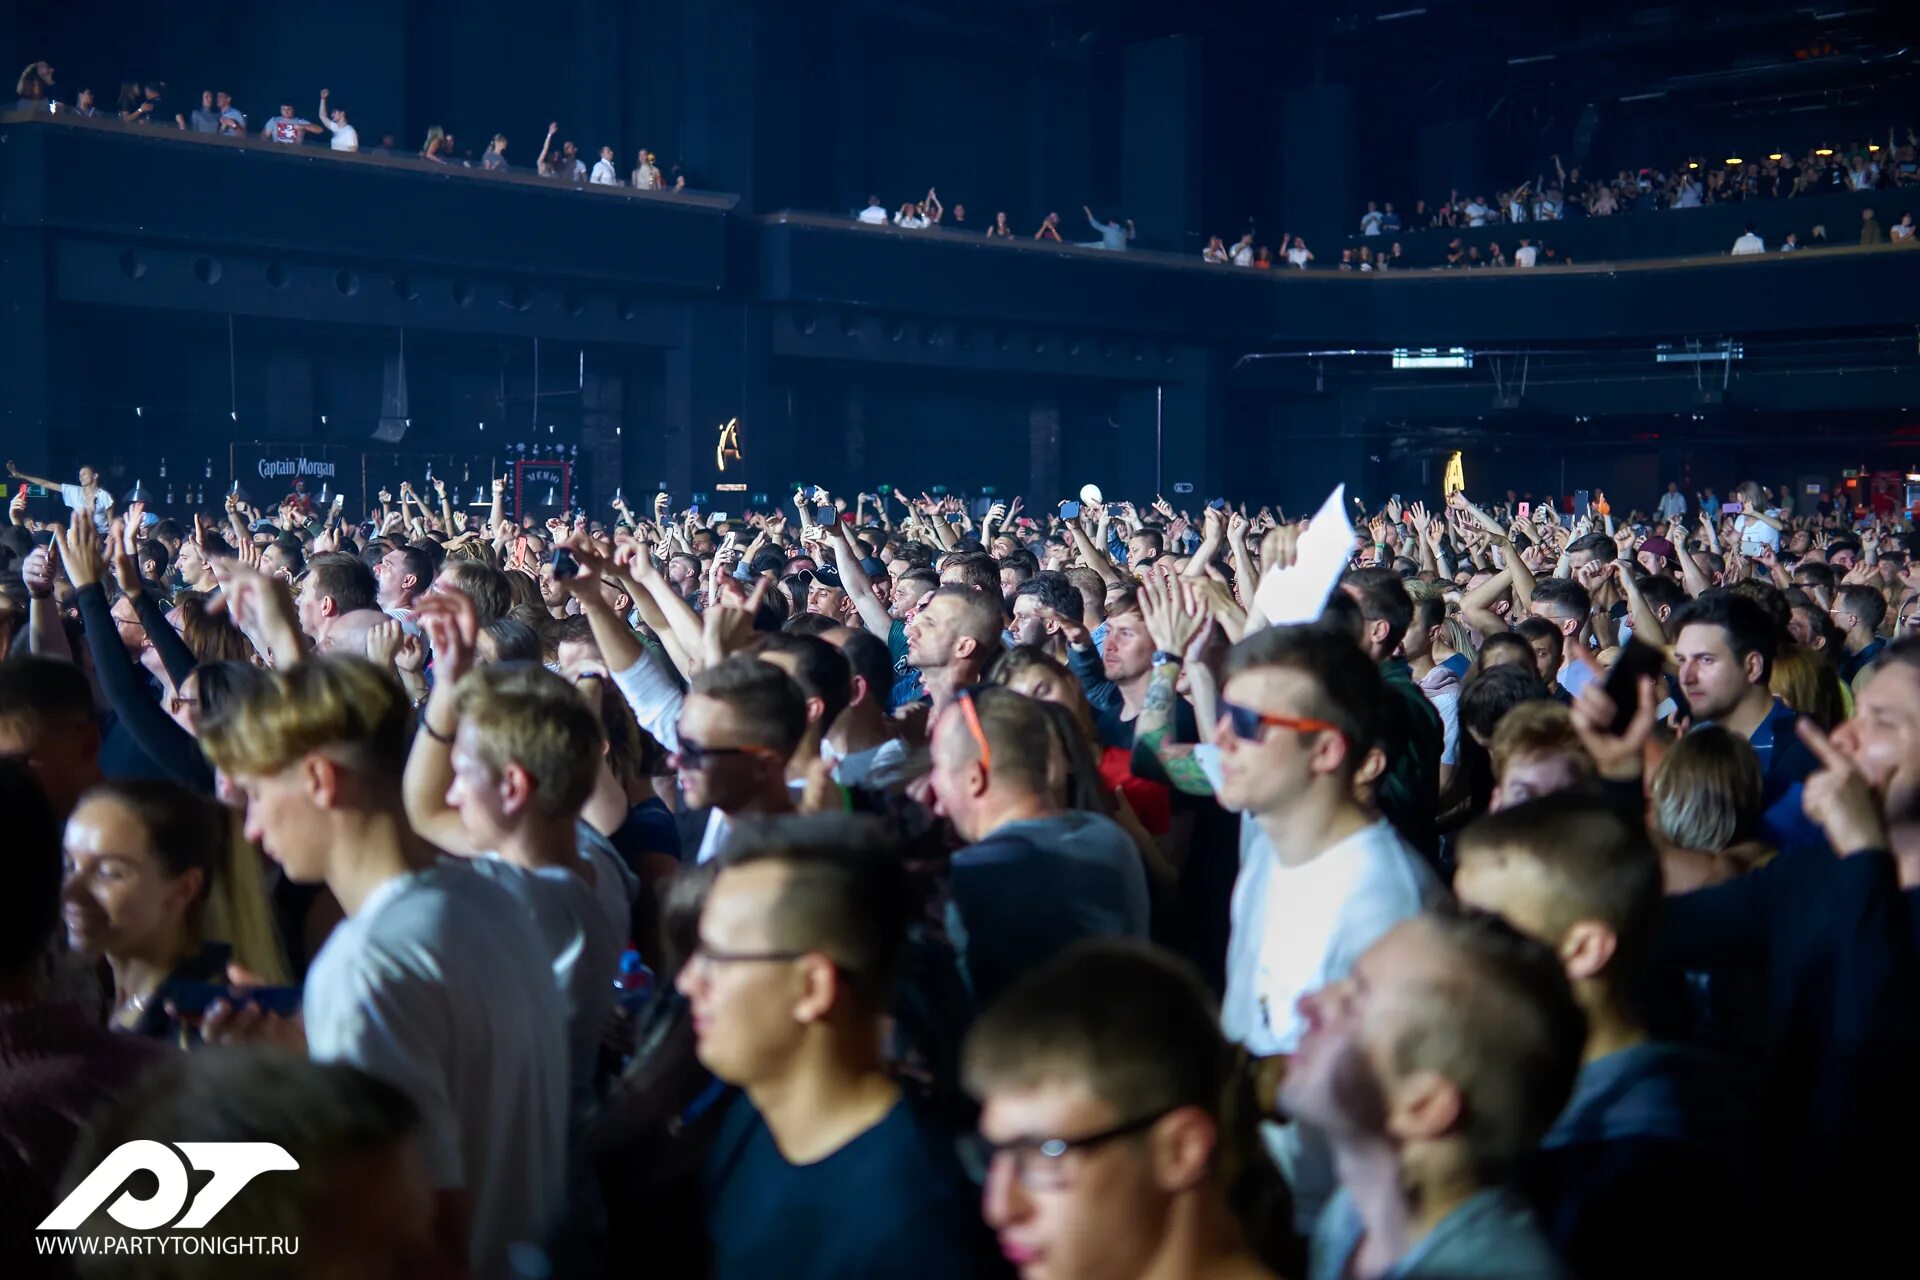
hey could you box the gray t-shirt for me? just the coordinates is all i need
[303,862,568,1280]
[1309,1187,1568,1280]
[465,855,621,1129]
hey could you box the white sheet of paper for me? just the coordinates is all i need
[1253,485,1354,626]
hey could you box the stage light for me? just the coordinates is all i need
[1815,148,1834,156]
[1724,157,1742,165]
[1869,143,1881,152]
[1687,161,1700,169]
[1767,152,1784,161]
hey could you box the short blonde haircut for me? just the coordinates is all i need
[1489,701,1594,787]
[451,665,602,820]
[201,656,412,779]
[1651,726,1763,853]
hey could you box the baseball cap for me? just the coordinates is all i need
[1639,535,1676,565]
[795,565,844,592]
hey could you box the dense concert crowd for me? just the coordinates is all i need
[2,447,1917,1279]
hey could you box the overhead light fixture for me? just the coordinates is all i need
[1375,7,1426,18]
[1507,53,1555,65]
[1392,348,1474,370]
[1688,161,1700,169]
[1868,143,1881,152]
[1618,90,1667,102]
[1655,342,1743,365]
[1815,147,1834,156]
[1768,152,1784,161]
[1725,157,1743,165]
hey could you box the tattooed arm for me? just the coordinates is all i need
[1130,662,1215,797]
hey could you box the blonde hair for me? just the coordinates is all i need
[1651,726,1763,854]
[451,665,603,820]
[1769,642,1846,732]
[202,817,290,985]
[1489,701,1594,786]
[201,656,412,780]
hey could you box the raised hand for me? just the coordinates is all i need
[1259,522,1301,575]
[21,543,57,598]
[1570,674,1659,782]
[365,619,405,670]
[702,576,771,666]
[107,519,142,596]
[415,590,480,686]
[52,510,106,588]
[1138,570,1203,656]
[1795,718,1889,856]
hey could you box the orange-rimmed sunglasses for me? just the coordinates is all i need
[1220,700,1342,744]
[954,686,993,770]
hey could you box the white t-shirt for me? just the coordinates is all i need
[1286,245,1310,267]
[1730,232,1765,255]
[1200,757,1437,1231]
[893,211,929,229]
[828,737,912,790]
[1251,818,1436,1051]
[303,863,568,1280]
[1230,243,1254,267]
[466,856,621,1128]
[60,484,113,536]
[590,157,619,185]
[1463,201,1488,227]
[1735,512,1782,555]
[1513,244,1539,267]
[856,204,887,223]
[1204,749,1437,1055]
[1360,210,1383,236]
[320,110,358,151]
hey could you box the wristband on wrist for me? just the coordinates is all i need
[421,717,455,745]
